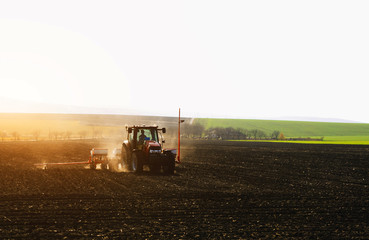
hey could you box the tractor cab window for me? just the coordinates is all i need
[149,128,158,142]
[137,128,158,145]
[137,129,150,145]
[128,131,134,143]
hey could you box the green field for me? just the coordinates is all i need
[231,136,369,145]
[196,118,369,145]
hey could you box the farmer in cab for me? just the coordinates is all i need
[138,130,147,145]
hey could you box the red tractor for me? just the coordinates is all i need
[121,125,176,174]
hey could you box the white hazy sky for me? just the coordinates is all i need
[0,0,368,122]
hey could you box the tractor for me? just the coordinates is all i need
[121,125,176,174]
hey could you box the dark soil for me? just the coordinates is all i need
[0,140,368,239]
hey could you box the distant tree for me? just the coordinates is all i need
[235,128,243,140]
[244,129,252,139]
[65,131,72,140]
[59,132,65,140]
[236,128,247,140]
[182,123,205,138]
[51,131,60,140]
[250,129,258,139]
[271,130,280,140]
[0,131,7,141]
[11,131,20,141]
[32,130,41,141]
[279,132,286,140]
[256,130,267,139]
[225,127,233,139]
[192,123,205,138]
[181,124,190,138]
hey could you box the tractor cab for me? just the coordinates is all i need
[126,125,166,151]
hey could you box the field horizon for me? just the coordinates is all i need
[1,113,369,145]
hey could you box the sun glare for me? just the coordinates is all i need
[1,79,43,103]
[0,19,131,110]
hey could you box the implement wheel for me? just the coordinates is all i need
[89,162,96,170]
[101,162,108,170]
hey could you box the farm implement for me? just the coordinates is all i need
[34,148,111,170]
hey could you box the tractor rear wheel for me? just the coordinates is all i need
[122,146,132,171]
[149,163,161,174]
[163,154,175,174]
[132,152,143,173]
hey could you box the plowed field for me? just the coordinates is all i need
[0,140,368,239]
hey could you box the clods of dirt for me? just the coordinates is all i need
[0,140,368,239]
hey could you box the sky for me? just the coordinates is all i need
[0,0,368,122]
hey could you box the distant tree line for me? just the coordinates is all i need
[179,123,284,140]
[0,127,110,141]
[181,123,205,138]
[203,127,282,140]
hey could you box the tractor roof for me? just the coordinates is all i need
[126,125,159,129]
